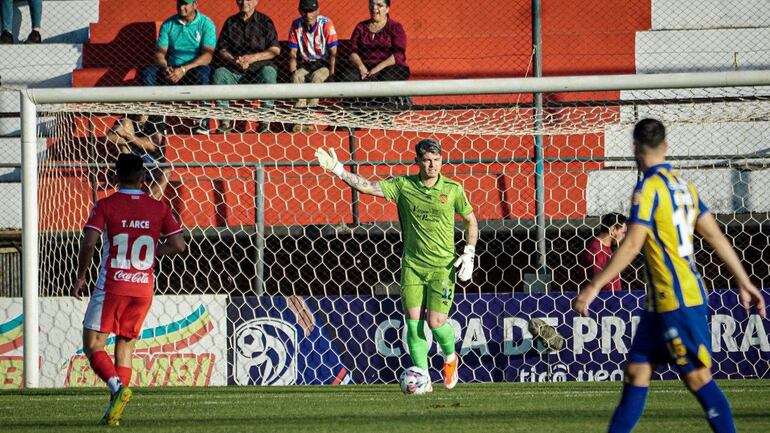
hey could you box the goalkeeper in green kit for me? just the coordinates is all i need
[315,138,478,390]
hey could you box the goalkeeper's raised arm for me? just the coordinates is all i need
[315,147,385,197]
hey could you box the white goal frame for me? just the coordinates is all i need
[19,69,770,387]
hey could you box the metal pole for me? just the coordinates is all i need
[348,129,359,226]
[90,172,98,205]
[532,0,548,279]
[254,164,265,296]
[20,92,40,388]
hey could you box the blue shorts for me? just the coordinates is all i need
[628,307,712,375]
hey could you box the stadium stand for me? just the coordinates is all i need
[3,0,769,231]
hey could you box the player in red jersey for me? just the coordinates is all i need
[72,153,186,426]
[580,213,627,291]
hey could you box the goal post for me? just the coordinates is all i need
[23,70,770,104]
[20,92,39,388]
[17,70,770,388]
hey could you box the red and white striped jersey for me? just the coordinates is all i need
[288,16,339,63]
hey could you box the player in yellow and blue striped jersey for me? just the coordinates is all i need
[573,118,766,433]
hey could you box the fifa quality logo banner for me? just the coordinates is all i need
[0,295,227,388]
[227,290,769,385]
[233,318,298,386]
[228,296,352,385]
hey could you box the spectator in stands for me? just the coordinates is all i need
[580,213,627,291]
[1,0,42,43]
[106,114,170,200]
[339,0,409,83]
[211,0,280,133]
[141,0,215,134]
[288,0,338,133]
[141,0,216,87]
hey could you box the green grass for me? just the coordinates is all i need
[1,380,769,432]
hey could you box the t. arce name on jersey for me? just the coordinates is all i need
[122,220,150,229]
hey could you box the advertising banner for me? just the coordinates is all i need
[0,295,227,388]
[228,296,352,386]
[229,290,769,384]
[4,290,767,387]
[0,298,23,389]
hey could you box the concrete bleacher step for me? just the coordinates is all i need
[0,136,20,154]
[0,44,80,136]
[3,0,98,44]
[0,92,58,138]
[635,27,770,74]
[0,136,48,181]
[2,63,77,88]
[586,168,770,215]
[0,44,82,86]
[0,182,20,229]
[620,88,770,107]
[652,0,770,31]
[603,121,770,168]
[0,136,21,182]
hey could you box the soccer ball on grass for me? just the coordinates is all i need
[399,367,431,395]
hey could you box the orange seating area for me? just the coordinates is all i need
[54,0,651,230]
[44,129,604,230]
[73,0,649,85]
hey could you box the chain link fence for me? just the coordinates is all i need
[1,1,770,293]
[1,1,769,390]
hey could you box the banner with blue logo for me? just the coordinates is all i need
[228,296,353,385]
[227,289,769,385]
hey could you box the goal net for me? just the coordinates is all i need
[5,75,770,388]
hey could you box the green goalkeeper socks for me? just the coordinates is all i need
[405,319,429,369]
[431,322,456,357]
[406,320,456,368]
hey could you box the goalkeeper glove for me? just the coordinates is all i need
[315,147,345,176]
[454,245,475,282]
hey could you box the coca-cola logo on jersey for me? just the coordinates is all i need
[113,270,150,284]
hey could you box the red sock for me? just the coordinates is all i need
[116,365,132,387]
[88,350,116,384]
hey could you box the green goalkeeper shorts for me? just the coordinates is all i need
[400,265,455,315]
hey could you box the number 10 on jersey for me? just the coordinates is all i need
[110,234,155,270]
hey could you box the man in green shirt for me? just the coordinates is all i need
[141,0,217,87]
[316,138,478,391]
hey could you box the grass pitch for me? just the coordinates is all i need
[1,380,769,432]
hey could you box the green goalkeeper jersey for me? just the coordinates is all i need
[380,174,473,269]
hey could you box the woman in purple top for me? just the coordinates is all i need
[340,0,410,82]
